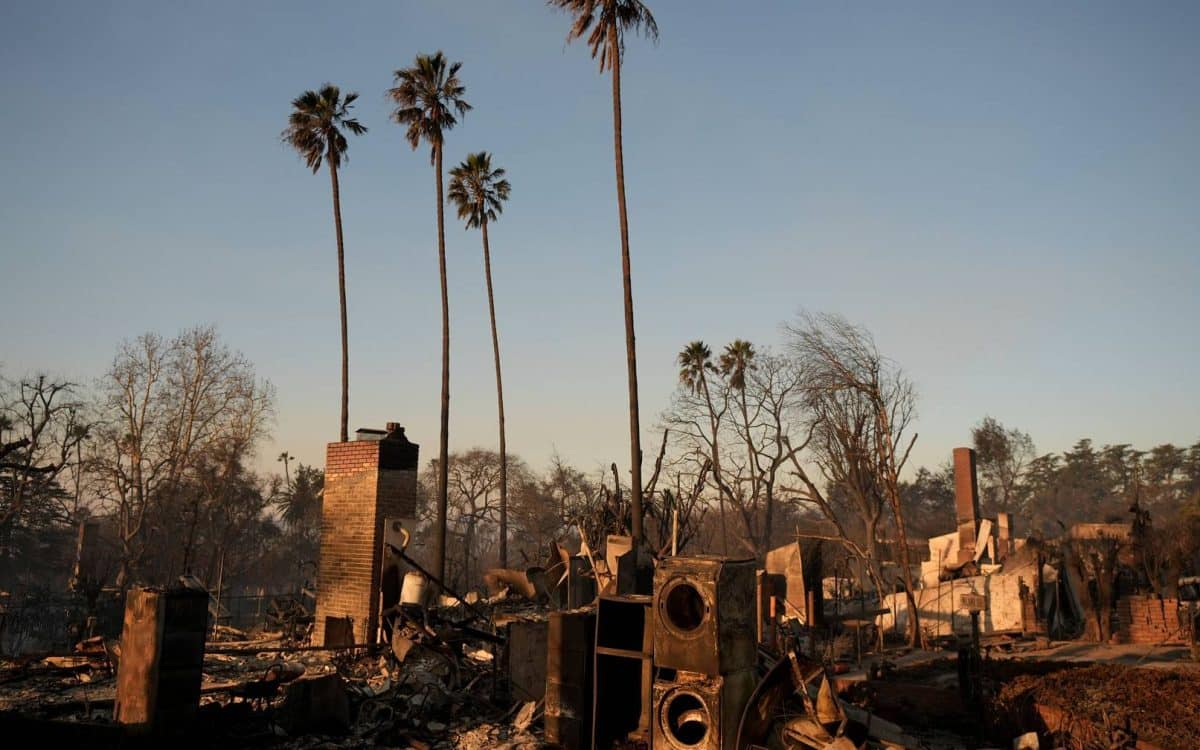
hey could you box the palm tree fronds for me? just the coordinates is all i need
[388,52,471,164]
[282,84,367,173]
[448,151,512,230]
[549,0,659,71]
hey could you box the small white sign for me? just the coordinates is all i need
[960,593,986,612]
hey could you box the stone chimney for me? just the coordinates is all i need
[996,511,1014,562]
[313,423,418,646]
[953,447,981,565]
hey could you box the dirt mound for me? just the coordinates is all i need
[995,664,1200,749]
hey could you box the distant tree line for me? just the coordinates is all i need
[3,315,1197,647]
[0,327,304,595]
[899,421,1200,539]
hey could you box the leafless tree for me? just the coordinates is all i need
[643,451,710,557]
[786,312,924,647]
[0,375,93,531]
[91,327,273,587]
[664,346,813,560]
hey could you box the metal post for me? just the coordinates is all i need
[212,549,225,635]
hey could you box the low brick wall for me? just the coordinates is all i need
[1115,595,1183,644]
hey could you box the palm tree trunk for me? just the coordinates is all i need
[434,144,451,585]
[329,162,350,443]
[699,375,730,555]
[610,28,643,545]
[482,219,508,568]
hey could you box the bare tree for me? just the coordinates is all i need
[419,449,544,588]
[675,341,732,553]
[664,346,811,559]
[643,452,710,557]
[787,312,925,647]
[92,327,273,587]
[0,375,92,531]
[728,351,812,557]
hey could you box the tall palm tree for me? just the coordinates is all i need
[677,341,713,396]
[719,340,758,547]
[448,152,512,567]
[718,339,755,392]
[277,451,293,490]
[552,0,658,546]
[282,84,366,443]
[678,341,730,553]
[388,53,470,583]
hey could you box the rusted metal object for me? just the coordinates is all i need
[653,668,757,750]
[546,609,596,750]
[380,521,491,625]
[503,617,548,701]
[653,555,756,676]
[604,535,632,594]
[543,542,572,607]
[735,650,919,750]
[113,584,208,735]
[736,650,821,748]
[765,542,808,623]
[483,567,545,601]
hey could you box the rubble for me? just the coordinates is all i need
[993,663,1200,750]
[0,592,552,749]
[4,436,1199,749]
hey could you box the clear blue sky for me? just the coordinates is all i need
[2,1,1198,478]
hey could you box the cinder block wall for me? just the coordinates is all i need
[312,427,418,646]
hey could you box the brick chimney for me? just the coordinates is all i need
[313,423,419,646]
[953,447,981,565]
[996,511,1014,562]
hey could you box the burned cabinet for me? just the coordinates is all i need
[592,594,654,748]
[547,609,597,750]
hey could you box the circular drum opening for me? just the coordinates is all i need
[664,580,707,633]
[664,690,710,747]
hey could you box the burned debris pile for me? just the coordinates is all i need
[993,664,1200,749]
[1,593,548,748]
[3,429,1199,750]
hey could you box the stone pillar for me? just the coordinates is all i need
[953,447,981,565]
[313,423,418,646]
